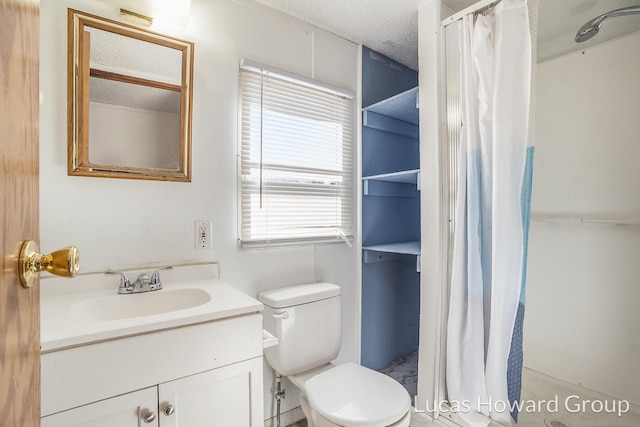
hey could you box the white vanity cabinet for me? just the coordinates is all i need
[158,357,262,426]
[40,276,264,427]
[41,387,158,426]
[42,357,262,427]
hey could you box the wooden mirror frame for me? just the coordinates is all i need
[67,9,194,182]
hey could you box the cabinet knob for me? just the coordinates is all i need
[163,404,176,416]
[142,411,157,423]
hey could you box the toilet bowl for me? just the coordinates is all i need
[258,283,411,427]
[293,362,411,427]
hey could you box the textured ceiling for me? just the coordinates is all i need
[87,25,183,111]
[251,0,640,68]
[250,0,422,69]
[88,26,182,84]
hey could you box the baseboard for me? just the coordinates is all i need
[410,410,459,427]
[263,406,305,427]
[411,408,497,427]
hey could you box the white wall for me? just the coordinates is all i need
[89,102,180,168]
[524,31,640,405]
[40,0,359,421]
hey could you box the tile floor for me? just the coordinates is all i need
[378,351,419,398]
[516,369,640,427]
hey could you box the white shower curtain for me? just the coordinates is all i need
[446,0,533,426]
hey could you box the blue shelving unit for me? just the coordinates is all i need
[361,47,420,371]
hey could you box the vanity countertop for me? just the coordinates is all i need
[40,263,262,353]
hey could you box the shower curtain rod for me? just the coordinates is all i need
[442,0,500,27]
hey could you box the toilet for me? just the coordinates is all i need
[258,283,411,427]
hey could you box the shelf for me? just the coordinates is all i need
[363,169,420,185]
[363,87,419,138]
[531,213,640,226]
[363,241,421,272]
[363,241,420,255]
[364,87,419,124]
[363,169,420,197]
[362,87,421,270]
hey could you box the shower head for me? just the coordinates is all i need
[575,5,640,43]
[575,16,605,43]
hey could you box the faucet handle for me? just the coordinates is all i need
[105,270,133,293]
[150,266,173,289]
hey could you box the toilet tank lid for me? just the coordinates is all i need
[258,283,340,308]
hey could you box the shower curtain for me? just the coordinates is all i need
[446,0,534,426]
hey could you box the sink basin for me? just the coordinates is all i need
[70,288,212,322]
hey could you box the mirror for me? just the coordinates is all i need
[68,9,194,181]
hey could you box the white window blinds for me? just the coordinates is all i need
[239,64,354,247]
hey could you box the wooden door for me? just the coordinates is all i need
[0,0,41,426]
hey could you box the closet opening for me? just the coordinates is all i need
[360,46,420,397]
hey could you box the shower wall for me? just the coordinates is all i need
[525,31,640,406]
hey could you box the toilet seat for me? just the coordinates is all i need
[304,363,411,427]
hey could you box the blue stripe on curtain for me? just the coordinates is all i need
[508,146,535,422]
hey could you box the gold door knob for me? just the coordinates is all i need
[19,240,80,288]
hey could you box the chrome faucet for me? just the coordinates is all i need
[105,266,173,294]
[150,266,173,288]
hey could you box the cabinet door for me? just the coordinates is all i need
[41,386,158,427]
[158,357,263,427]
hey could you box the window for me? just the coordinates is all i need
[238,62,354,247]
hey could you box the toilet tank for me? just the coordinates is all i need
[259,283,341,376]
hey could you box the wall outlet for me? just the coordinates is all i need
[194,220,212,249]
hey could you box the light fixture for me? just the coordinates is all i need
[97,0,191,28]
[119,8,153,27]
